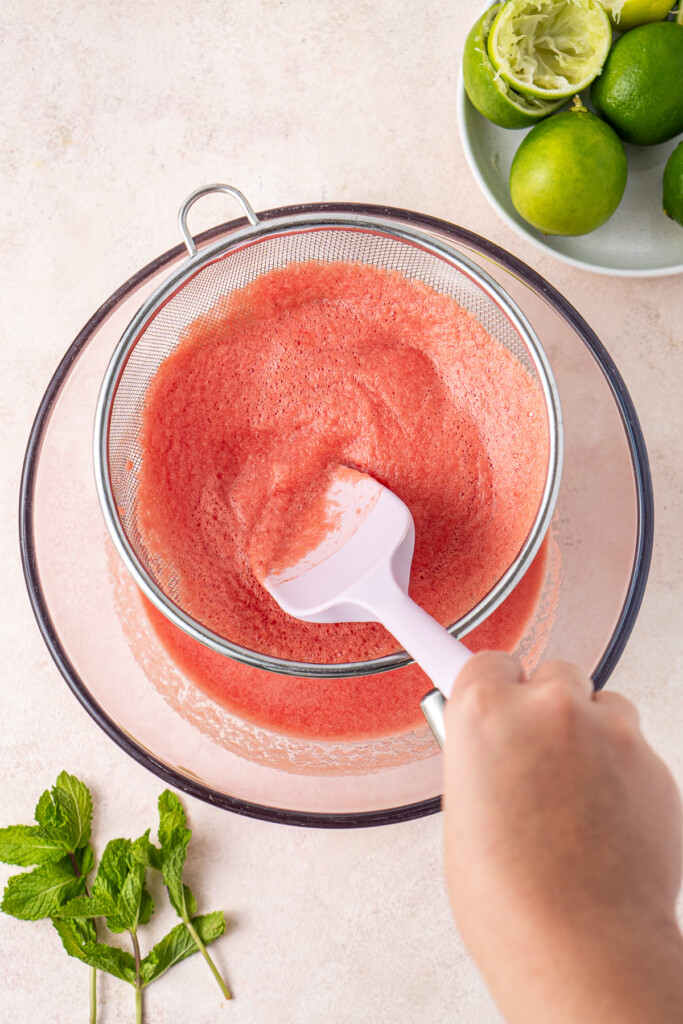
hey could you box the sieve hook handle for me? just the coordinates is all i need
[178,184,260,258]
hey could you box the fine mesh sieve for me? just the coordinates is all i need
[94,184,563,679]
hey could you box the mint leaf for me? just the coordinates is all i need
[34,788,64,829]
[90,834,154,934]
[157,790,187,846]
[130,830,158,869]
[0,825,69,866]
[1,857,85,920]
[29,773,92,856]
[32,786,71,851]
[140,912,226,986]
[144,842,163,872]
[117,863,153,933]
[160,828,192,919]
[157,792,192,920]
[92,838,130,904]
[184,884,197,917]
[55,894,115,920]
[75,842,95,877]
[52,911,97,951]
[129,833,155,929]
[78,943,136,985]
[51,918,136,984]
[190,911,225,946]
[52,916,95,958]
[62,913,97,944]
[52,772,92,852]
[34,790,53,827]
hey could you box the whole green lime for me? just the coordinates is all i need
[591,22,683,146]
[463,5,566,128]
[663,141,683,227]
[509,102,628,235]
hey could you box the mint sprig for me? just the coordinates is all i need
[1,774,231,1022]
[154,790,231,999]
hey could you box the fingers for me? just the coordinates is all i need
[445,650,524,741]
[593,689,641,727]
[517,660,641,732]
[453,650,526,694]
[455,656,593,698]
[445,650,642,761]
[525,662,640,732]
[526,659,594,697]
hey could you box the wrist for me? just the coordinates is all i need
[484,908,683,1024]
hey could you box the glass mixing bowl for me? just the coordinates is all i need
[20,203,653,827]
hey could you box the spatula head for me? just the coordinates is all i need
[261,468,415,623]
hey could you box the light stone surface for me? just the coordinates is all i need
[1,2,682,1022]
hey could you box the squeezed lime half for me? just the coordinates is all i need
[463,5,567,128]
[488,0,612,100]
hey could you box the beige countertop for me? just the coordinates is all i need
[2,2,682,1021]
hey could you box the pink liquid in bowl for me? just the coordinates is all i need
[136,260,550,741]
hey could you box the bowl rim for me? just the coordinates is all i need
[19,201,654,828]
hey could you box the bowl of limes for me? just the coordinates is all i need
[458,0,683,275]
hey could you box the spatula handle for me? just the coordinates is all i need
[351,581,472,751]
[360,585,472,698]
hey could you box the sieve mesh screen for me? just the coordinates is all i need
[101,220,557,672]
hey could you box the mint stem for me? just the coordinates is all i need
[90,964,97,1024]
[130,930,143,1024]
[183,916,231,999]
[68,849,98,1024]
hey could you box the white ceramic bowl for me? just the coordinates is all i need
[457,73,683,277]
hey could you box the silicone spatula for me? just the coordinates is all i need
[260,467,472,746]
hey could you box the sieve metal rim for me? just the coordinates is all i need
[94,185,564,679]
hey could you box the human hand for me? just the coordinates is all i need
[443,653,683,1024]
